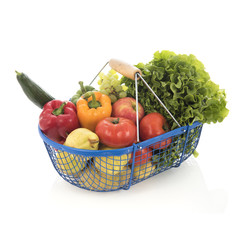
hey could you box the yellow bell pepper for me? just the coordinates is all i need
[76,91,112,132]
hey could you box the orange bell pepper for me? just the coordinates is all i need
[76,91,112,132]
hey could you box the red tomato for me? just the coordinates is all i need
[95,117,137,148]
[129,147,153,166]
[140,112,172,150]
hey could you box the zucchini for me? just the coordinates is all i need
[16,71,55,109]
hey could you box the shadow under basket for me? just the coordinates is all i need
[38,121,203,192]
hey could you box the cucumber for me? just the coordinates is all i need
[16,71,55,109]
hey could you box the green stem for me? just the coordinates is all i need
[83,91,93,99]
[15,70,21,76]
[79,81,86,94]
[52,102,67,116]
[111,118,120,124]
[131,102,136,112]
[85,92,101,109]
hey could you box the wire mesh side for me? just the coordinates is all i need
[44,143,133,191]
[130,128,188,186]
[42,123,203,191]
[181,124,203,161]
[44,143,89,187]
[78,162,132,191]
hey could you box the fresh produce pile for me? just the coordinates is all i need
[16,50,229,190]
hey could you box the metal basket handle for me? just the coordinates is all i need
[90,59,181,142]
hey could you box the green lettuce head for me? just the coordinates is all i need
[121,50,229,129]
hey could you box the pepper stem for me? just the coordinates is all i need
[52,102,67,116]
[79,81,86,93]
[87,92,101,109]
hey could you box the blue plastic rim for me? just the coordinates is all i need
[38,121,203,192]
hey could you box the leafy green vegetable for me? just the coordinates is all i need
[121,50,229,129]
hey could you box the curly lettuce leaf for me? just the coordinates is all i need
[121,50,229,129]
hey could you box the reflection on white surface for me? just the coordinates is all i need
[48,157,228,214]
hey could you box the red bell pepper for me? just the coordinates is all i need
[39,100,80,144]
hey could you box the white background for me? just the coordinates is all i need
[1,0,239,239]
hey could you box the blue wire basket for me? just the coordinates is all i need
[38,59,203,191]
[39,121,203,192]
